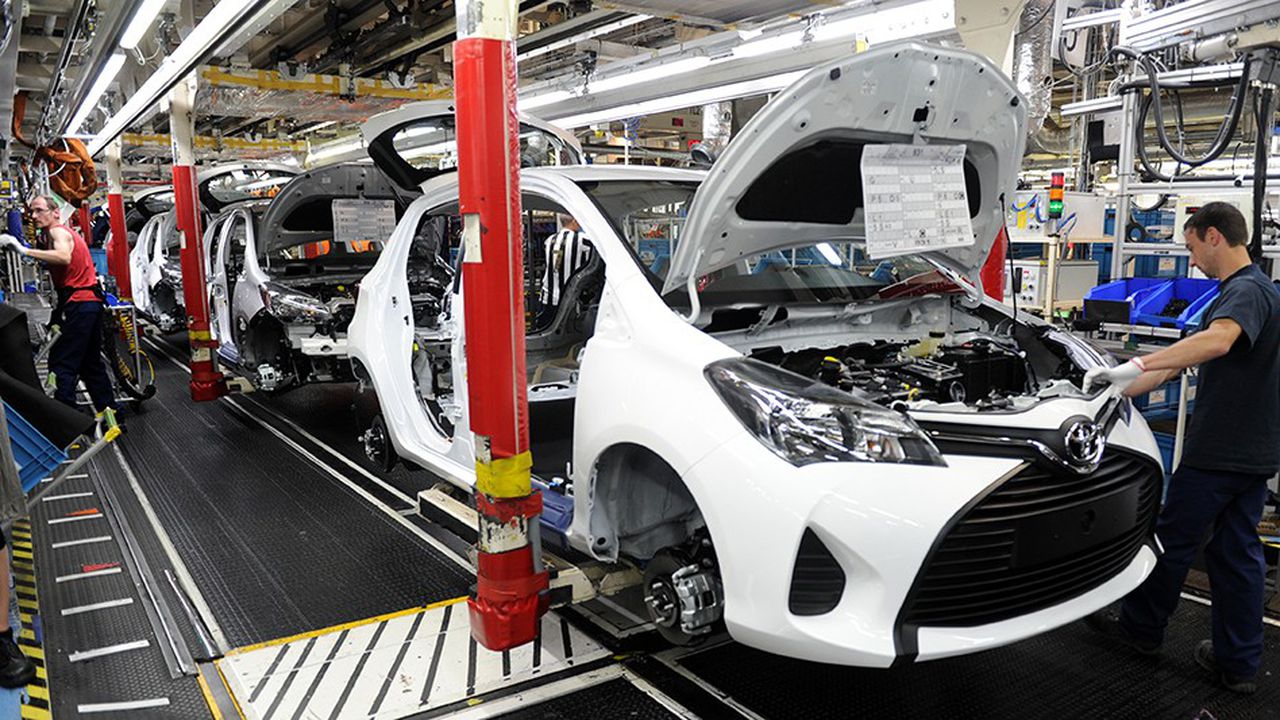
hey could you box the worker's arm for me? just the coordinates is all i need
[1137,318,1242,371]
[22,227,73,266]
[1120,366,1181,398]
[1084,318,1242,395]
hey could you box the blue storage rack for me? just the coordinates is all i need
[4,401,66,493]
[1132,278,1219,329]
[1083,278,1168,323]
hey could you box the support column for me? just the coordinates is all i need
[170,71,225,402]
[105,138,131,300]
[455,0,548,651]
[76,203,91,249]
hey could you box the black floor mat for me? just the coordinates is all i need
[678,600,1279,720]
[492,678,680,720]
[113,353,471,648]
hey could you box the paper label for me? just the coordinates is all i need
[860,143,975,259]
[462,213,482,264]
[332,199,397,248]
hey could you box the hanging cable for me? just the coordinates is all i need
[1250,85,1274,261]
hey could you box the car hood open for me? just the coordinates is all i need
[663,41,1028,298]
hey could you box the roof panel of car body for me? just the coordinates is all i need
[664,41,1028,296]
[258,162,406,254]
[197,161,301,212]
[362,100,586,192]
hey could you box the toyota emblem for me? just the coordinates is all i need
[1065,420,1104,466]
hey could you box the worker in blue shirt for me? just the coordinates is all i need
[1084,201,1280,695]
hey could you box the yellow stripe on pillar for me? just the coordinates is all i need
[474,451,532,498]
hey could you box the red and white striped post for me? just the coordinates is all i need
[105,138,131,300]
[454,0,549,650]
[170,72,226,402]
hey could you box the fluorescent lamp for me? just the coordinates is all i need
[816,243,842,265]
[69,53,127,132]
[120,0,168,50]
[88,0,259,155]
[588,57,710,95]
[308,136,364,164]
[517,14,650,62]
[550,71,803,129]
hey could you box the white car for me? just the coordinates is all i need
[348,42,1162,667]
[127,162,297,332]
[203,162,406,391]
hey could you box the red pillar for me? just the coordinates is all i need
[106,193,131,300]
[455,0,548,651]
[173,164,225,401]
[76,203,92,249]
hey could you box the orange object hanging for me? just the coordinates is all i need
[11,91,99,204]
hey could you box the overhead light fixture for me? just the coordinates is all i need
[119,0,168,50]
[517,14,650,62]
[88,0,264,156]
[549,70,804,129]
[69,53,127,132]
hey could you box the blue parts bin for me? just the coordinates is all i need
[1131,277,1219,329]
[1083,277,1168,323]
[4,401,66,493]
[89,247,109,276]
[1084,277,1219,329]
[5,209,22,239]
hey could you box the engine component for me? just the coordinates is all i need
[935,343,1029,403]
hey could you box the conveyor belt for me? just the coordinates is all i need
[673,600,1280,719]
[153,331,436,502]
[114,349,472,648]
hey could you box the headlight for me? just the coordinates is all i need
[261,283,330,323]
[705,358,945,467]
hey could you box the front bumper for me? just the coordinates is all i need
[684,427,1162,668]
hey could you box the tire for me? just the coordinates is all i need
[101,315,156,401]
[363,414,397,473]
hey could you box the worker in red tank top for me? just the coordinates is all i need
[0,194,115,413]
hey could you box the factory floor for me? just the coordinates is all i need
[12,329,1280,719]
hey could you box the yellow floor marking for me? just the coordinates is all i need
[17,600,37,611]
[26,684,47,701]
[20,705,50,720]
[224,596,468,657]
[20,645,43,661]
[12,561,33,572]
[215,661,247,720]
[11,550,32,561]
[19,613,32,625]
[197,670,225,720]
[35,665,45,681]
[19,629,34,642]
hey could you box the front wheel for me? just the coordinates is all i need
[642,549,724,646]
[362,414,397,473]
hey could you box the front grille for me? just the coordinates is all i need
[789,529,846,616]
[900,448,1160,628]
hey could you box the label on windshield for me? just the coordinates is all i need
[860,143,974,259]
[332,199,397,249]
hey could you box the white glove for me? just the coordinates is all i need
[1084,358,1146,393]
[0,233,23,254]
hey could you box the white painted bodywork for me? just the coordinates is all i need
[348,43,1163,667]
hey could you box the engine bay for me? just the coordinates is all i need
[734,299,1098,413]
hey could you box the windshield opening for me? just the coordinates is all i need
[577,179,942,309]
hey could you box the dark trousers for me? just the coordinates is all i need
[1120,464,1270,677]
[49,302,115,412]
